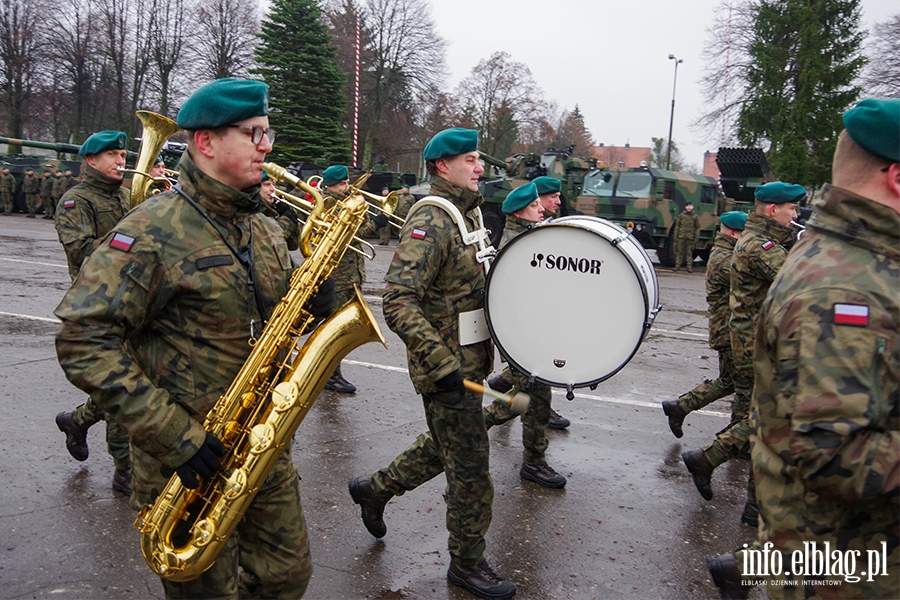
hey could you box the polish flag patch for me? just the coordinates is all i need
[63,199,75,209]
[109,232,135,252]
[834,303,869,327]
[762,240,775,250]
[411,228,427,240]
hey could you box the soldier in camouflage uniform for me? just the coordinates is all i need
[377,185,392,245]
[0,167,15,214]
[682,182,803,523]
[259,170,300,250]
[348,128,516,600]
[395,183,415,221]
[53,131,134,496]
[51,170,66,217]
[40,170,54,218]
[54,79,321,599]
[63,168,77,193]
[708,98,899,600]
[22,168,39,218]
[673,201,701,271]
[663,211,746,438]
[321,164,387,394]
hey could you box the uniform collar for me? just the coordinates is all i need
[810,184,900,261]
[177,151,263,218]
[81,163,124,195]
[429,176,483,213]
[745,211,794,244]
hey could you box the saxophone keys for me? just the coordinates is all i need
[272,381,300,412]
[249,423,276,454]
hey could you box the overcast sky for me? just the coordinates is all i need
[428,0,895,169]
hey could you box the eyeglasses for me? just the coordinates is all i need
[229,125,276,145]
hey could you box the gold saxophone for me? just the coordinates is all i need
[134,163,386,582]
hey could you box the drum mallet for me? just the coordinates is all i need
[463,379,530,416]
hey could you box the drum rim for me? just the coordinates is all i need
[484,219,655,390]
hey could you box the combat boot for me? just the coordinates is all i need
[682,449,715,500]
[662,400,687,438]
[447,560,516,599]
[55,411,89,461]
[325,366,356,394]
[486,373,512,394]
[740,502,759,527]
[707,553,750,600]
[520,462,566,488]
[348,476,387,538]
[112,469,132,496]
[547,408,570,430]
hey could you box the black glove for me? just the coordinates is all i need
[435,370,465,395]
[372,214,389,229]
[276,199,296,218]
[309,277,335,319]
[174,433,225,489]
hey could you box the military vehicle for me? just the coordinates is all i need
[0,137,90,213]
[715,147,772,213]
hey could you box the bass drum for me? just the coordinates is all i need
[485,216,661,396]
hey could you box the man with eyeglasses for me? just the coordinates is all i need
[54,78,329,599]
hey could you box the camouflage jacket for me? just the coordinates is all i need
[326,188,378,292]
[52,176,66,200]
[750,185,899,598]
[54,164,131,280]
[729,211,794,366]
[64,175,77,192]
[674,211,701,241]
[396,192,416,221]
[55,151,295,506]
[383,175,493,393]
[22,173,39,194]
[0,173,15,193]
[40,175,54,197]
[706,232,737,350]
[500,214,533,249]
[261,198,300,251]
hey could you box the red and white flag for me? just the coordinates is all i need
[833,303,869,327]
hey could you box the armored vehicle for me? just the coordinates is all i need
[0,137,90,213]
[715,147,772,213]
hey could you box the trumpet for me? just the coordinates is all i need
[356,188,405,230]
[263,163,375,260]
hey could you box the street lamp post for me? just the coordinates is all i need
[666,54,683,171]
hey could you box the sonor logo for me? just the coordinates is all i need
[530,252,602,274]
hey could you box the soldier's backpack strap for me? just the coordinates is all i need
[406,195,496,274]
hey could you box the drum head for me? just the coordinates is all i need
[485,221,650,389]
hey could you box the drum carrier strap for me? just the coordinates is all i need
[407,196,496,275]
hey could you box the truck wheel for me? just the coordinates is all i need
[659,229,676,268]
[483,210,505,249]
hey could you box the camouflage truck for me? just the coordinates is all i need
[0,137,89,213]
[575,166,721,267]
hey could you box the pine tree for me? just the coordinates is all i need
[254,0,350,164]
[737,0,865,185]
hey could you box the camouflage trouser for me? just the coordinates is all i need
[371,388,492,566]
[74,395,132,471]
[42,195,55,217]
[483,367,552,465]
[26,193,40,215]
[378,223,391,244]
[677,348,736,414]
[161,449,312,599]
[1,191,12,213]
[674,237,695,267]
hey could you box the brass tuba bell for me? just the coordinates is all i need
[127,111,180,208]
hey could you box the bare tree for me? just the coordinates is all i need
[147,0,186,115]
[455,51,546,158]
[96,0,132,131]
[0,0,43,149]
[859,12,900,98]
[190,0,259,80]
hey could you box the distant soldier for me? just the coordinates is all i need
[53,130,133,496]
[320,164,387,394]
[258,170,300,250]
[673,201,701,271]
[708,98,900,600]
[51,170,66,217]
[682,181,803,524]
[0,167,16,215]
[40,170,54,219]
[378,185,392,245]
[395,183,415,221]
[22,168,40,218]
[63,168,77,193]
[663,211,746,437]
[146,154,169,196]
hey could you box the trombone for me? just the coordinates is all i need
[262,162,375,260]
[356,188,405,230]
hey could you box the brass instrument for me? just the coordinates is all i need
[127,111,180,208]
[356,188,405,230]
[134,174,387,582]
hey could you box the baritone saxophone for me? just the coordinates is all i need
[134,165,386,581]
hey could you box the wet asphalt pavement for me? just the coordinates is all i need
[0,214,762,599]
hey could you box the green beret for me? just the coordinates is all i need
[754,181,806,204]
[502,182,538,214]
[720,211,748,231]
[423,128,478,161]
[533,176,561,195]
[684,201,694,207]
[261,170,269,182]
[322,165,349,186]
[155,153,165,165]
[843,98,900,163]
[177,78,269,130]
[78,130,127,157]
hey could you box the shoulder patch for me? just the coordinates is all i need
[109,232,135,252]
[411,228,427,240]
[833,303,869,327]
[761,240,775,250]
[63,199,75,209]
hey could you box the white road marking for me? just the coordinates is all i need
[0,257,67,269]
